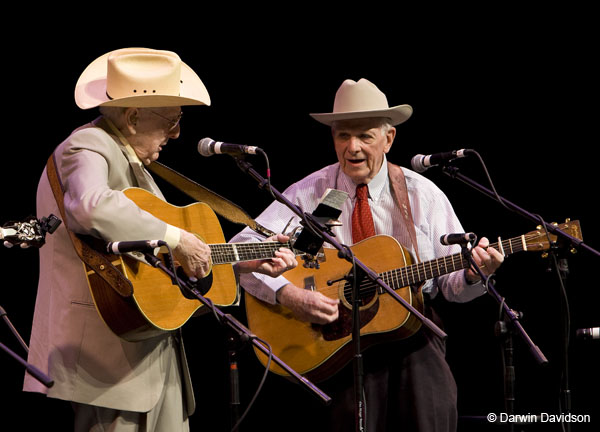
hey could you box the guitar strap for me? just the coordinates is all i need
[45,153,134,297]
[92,116,274,238]
[147,161,276,238]
[387,162,421,262]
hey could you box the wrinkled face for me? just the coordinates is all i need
[332,118,396,184]
[127,107,182,165]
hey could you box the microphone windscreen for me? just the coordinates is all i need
[198,138,215,157]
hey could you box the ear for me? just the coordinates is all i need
[124,107,140,135]
[383,126,396,154]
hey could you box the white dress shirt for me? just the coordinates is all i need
[231,157,486,304]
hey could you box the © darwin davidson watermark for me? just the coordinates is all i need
[487,412,591,424]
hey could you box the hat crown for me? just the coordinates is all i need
[75,47,210,109]
[333,79,389,113]
[106,49,182,100]
[309,77,412,126]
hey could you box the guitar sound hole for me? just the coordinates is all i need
[176,267,212,298]
[321,290,380,341]
[342,279,377,307]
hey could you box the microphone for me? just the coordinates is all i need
[440,232,476,246]
[411,149,472,173]
[106,239,166,254]
[576,327,599,340]
[198,137,260,157]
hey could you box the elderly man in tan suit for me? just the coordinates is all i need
[23,48,297,432]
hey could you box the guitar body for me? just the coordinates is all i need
[244,219,583,381]
[245,235,424,382]
[85,188,238,341]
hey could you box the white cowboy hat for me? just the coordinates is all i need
[310,78,412,126]
[75,48,211,109]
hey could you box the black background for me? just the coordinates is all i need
[1,12,598,431]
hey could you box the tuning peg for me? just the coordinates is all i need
[565,218,571,223]
[570,248,577,255]
[541,252,549,259]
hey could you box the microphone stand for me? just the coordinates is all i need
[140,252,331,431]
[494,305,522,432]
[442,165,597,431]
[462,242,546,432]
[442,166,598,256]
[0,215,60,390]
[461,242,549,366]
[233,156,447,432]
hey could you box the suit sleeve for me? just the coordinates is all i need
[57,128,174,243]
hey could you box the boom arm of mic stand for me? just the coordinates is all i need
[0,305,53,387]
[141,252,331,405]
[463,247,548,365]
[0,341,54,388]
[442,166,599,258]
[234,157,447,340]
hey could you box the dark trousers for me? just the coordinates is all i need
[320,302,457,432]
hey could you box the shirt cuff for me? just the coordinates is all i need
[164,224,181,249]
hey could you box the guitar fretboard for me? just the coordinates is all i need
[383,235,528,289]
[347,234,530,298]
[209,241,299,265]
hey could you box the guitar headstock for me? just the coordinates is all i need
[1,214,61,249]
[524,219,582,252]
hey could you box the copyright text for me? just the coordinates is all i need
[487,413,591,423]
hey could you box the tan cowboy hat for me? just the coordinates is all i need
[310,78,412,126]
[75,48,211,109]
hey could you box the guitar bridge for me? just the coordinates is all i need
[303,275,316,292]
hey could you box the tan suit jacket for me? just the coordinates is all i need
[23,120,195,414]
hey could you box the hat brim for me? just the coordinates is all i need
[310,104,413,126]
[74,51,211,110]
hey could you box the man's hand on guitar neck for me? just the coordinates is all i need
[465,237,505,284]
[173,230,212,279]
[236,234,299,278]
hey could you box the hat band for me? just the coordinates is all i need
[105,90,182,101]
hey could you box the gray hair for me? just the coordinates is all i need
[331,117,394,133]
[98,106,128,124]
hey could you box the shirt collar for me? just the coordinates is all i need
[101,116,144,165]
[338,155,389,201]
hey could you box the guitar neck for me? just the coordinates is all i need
[209,241,299,265]
[382,234,528,288]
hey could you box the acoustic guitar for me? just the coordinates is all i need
[84,187,301,341]
[245,220,582,382]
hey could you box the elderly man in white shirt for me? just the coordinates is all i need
[231,78,504,432]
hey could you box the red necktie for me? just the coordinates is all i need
[352,184,376,243]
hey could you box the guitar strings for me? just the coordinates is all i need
[208,241,294,264]
[210,232,544,300]
[331,233,543,301]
